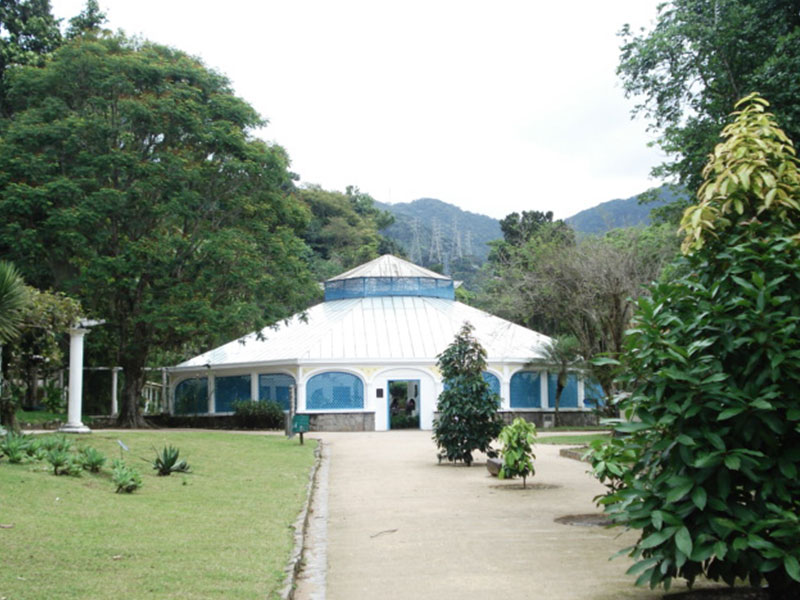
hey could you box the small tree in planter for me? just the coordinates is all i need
[433,322,503,466]
[498,418,537,488]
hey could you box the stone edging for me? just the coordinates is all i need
[279,438,324,600]
[559,446,591,462]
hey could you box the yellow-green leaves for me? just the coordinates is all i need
[680,93,800,254]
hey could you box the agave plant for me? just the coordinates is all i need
[112,459,142,493]
[46,449,70,475]
[79,446,107,473]
[1,432,30,463]
[152,445,190,476]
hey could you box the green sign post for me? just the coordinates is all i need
[292,414,310,444]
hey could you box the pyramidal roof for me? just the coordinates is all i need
[327,254,449,281]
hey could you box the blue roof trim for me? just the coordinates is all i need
[324,277,455,301]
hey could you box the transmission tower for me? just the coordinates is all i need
[450,216,463,259]
[428,218,443,265]
[409,218,423,265]
[464,230,473,257]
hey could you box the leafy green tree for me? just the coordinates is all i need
[0,262,28,431]
[497,417,537,488]
[0,35,318,427]
[65,0,106,39]
[536,335,582,428]
[433,322,503,466]
[0,0,62,118]
[592,95,800,598]
[618,0,800,219]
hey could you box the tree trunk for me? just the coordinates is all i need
[0,345,17,431]
[115,360,150,428]
[554,376,565,428]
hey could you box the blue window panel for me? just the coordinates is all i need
[175,378,208,414]
[510,371,541,408]
[306,372,364,410]
[547,373,579,408]
[324,277,455,301]
[258,374,295,411]
[583,378,604,408]
[215,375,251,413]
[482,372,500,397]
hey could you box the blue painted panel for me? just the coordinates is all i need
[175,378,208,414]
[215,375,251,413]
[583,378,604,408]
[307,372,364,410]
[258,373,295,411]
[510,371,541,408]
[482,372,501,396]
[547,373,579,408]
[324,277,454,301]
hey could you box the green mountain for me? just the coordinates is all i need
[565,185,683,235]
[376,198,502,270]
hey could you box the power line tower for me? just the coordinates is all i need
[409,218,423,265]
[450,216,463,259]
[464,230,473,257]
[428,218,443,265]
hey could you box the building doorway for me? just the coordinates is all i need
[387,379,420,430]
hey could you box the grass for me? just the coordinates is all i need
[0,431,316,599]
[15,409,67,424]
[536,433,610,446]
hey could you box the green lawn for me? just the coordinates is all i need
[0,431,316,599]
[536,433,611,446]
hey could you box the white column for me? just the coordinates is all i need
[60,328,91,433]
[111,367,120,416]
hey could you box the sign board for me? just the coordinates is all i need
[292,414,310,434]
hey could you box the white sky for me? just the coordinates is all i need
[50,0,665,220]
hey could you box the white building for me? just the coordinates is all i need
[169,255,600,430]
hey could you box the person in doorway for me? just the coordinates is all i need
[405,397,416,415]
[390,397,399,415]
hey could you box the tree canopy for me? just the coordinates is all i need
[618,0,800,218]
[0,34,318,426]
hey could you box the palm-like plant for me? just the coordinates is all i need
[538,334,583,428]
[0,262,27,433]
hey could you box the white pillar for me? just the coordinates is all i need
[60,327,91,433]
[111,367,120,416]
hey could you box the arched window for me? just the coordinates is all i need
[175,378,208,414]
[510,371,541,408]
[482,372,501,397]
[547,373,579,408]
[215,375,251,413]
[259,373,296,411]
[306,372,364,410]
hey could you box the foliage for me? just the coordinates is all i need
[0,430,28,463]
[591,96,800,599]
[0,34,318,427]
[536,335,583,427]
[497,418,537,488]
[0,262,27,344]
[111,459,142,493]
[79,446,106,473]
[433,322,503,466]
[618,0,800,220]
[40,380,65,413]
[46,448,70,475]
[151,444,190,476]
[390,413,419,430]
[231,400,285,430]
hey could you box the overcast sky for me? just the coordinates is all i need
[50,0,665,220]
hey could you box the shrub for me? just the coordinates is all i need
[591,95,800,599]
[111,459,142,493]
[79,447,107,473]
[1,431,29,463]
[390,413,419,429]
[152,444,190,476]
[46,449,70,475]
[232,400,284,429]
[433,322,503,466]
[498,418,537,488]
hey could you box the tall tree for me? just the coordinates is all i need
[0,0,62,117]
[592,95,800,599]
[536,335,582,428]
[0,35,318,426]
[0,262,28,430]
[618,0,800,219]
